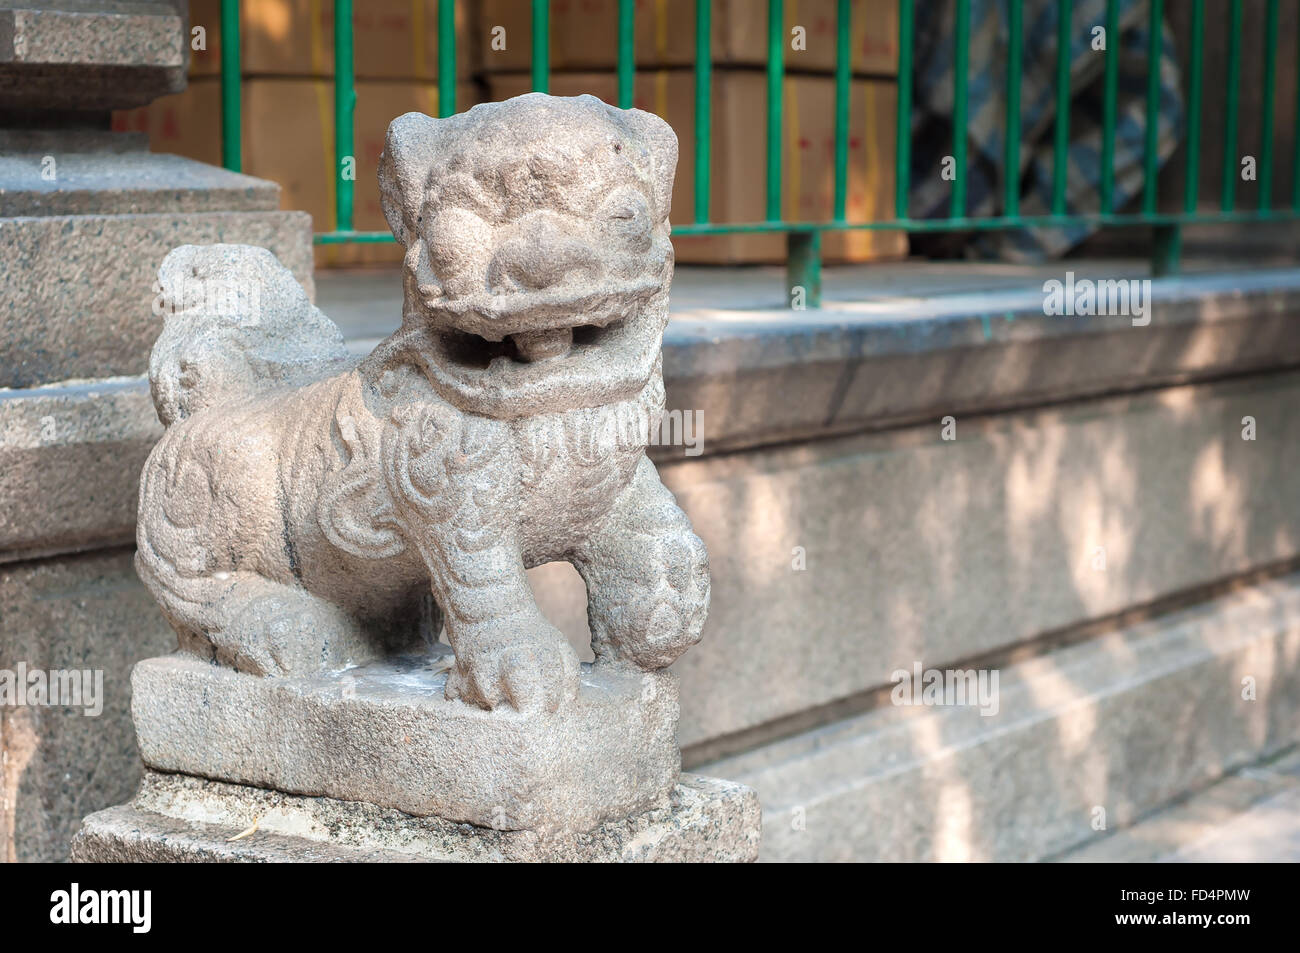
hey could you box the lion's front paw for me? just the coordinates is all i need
[444,615,580,713]
[588,529,710,670]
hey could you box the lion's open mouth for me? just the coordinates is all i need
[410,293,665,419]
[423,278,656,381]
[437,318,622,368]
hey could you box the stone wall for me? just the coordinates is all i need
[0,1,313,862]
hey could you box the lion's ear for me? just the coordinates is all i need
[379,112,445,247]
[619,107,678,223]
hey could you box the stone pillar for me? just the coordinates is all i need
[0,0,312,861]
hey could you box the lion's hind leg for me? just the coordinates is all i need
[135,548,378,676]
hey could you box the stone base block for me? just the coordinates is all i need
[132,652,680,833]
[0,3,186,111]
[72,771,761,863]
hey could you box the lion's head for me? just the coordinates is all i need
[377,93,678,418]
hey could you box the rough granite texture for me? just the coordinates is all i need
[667,370,1300,749]
[0,548,176,862]
[0,377,161,561]
[0,130,281,216]
[133,651,682,832]
[0,209,313,388]
[521,369,1300,751]
[0,129,309,553]
[659,268,1300,457]
[72,771,761,862]
[0,1,187,111]
[125,95,717,837]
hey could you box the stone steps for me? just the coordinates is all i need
[0,132,283,216]
[1056,745,1300,863]
[696,571,1300,861]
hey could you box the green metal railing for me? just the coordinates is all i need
[218,0,1300,307]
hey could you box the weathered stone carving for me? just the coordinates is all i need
[135,94,709,721]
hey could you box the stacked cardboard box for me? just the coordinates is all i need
[117,0,481,266]
[187,0,479,79]
[480,0,905,263]
[487,70,900,263]
[478,0,897,75]
[120,0,905,266]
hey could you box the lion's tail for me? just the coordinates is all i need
[148,244,352,427]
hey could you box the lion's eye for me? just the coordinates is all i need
[423,206,494,298]
[427,207,492,272]
[601,188,652,251]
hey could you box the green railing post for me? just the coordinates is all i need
[1183,0,1204,215]
[766,0,784,221]
[335,0,355,232]
[1151,225,1181,276]
[1221,0,1242,211]
[1051,0,1071,215]
[1099,0,1119,212]
[832,0,850,221]
[1003,0,1022,217]
[617,0,634,109]
[694,0,712,224]
[1143,0,1178,274]
[895,0,913,218]
[951,0,970,217]
[220,0,241,172]
[1259,0,1279,210]
[787,232,821,310]
[437,0,456,117]
[532,0,550,93]
[1293,9,1300,211]
[1142,0,1162,215]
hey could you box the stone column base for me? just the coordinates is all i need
[131,651,681,833]
[71,770,761,863]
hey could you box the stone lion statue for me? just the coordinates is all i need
[136,93,709,713]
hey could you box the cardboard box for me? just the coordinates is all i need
[112,76,223,166]
[478,0,897,77]
[114,77,480,266]
[487,70,905,264]
[188,0,478,80]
